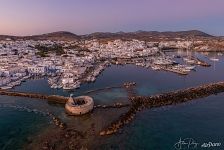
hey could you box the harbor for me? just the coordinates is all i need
[0,46,214,91]
[0,48,223,150]
[1,60,224,149]
[2,0,224,148]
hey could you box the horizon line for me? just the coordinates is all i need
[0,29,220,37]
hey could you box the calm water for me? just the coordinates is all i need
[0,52,224,149]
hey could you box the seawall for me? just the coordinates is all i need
[0,90,68,104]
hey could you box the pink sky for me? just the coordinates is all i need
[0,0,224,36]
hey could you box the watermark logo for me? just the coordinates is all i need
[174,138,222,150]
[201,142,221,148]
[174,138,198,150]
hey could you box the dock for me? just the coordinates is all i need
[194,57,211,67]
[161,67,188,75]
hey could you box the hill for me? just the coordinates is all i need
[83,30,212,41]
[0,30,213,41]
[0,31,80,41]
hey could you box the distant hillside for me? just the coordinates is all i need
[25,31,80,41]
[0,31,80,41]
[0,30,213,41]
[83,30,213,41]
[0,35,17,41]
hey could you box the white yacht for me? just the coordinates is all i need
[184,65,196,70]
[210,57,219,62]
[0,86,13,90]
[183,57,195,64]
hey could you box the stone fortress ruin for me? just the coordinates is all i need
[65,95,94,115]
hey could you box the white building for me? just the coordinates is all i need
[62,78,74,85]
[0,77,11,86]
[28,66,47,74]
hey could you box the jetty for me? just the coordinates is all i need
[194,57,211,67]
[94,103,130,109]
[81,86,122,95]
[0,90,68,103]
[99,81,224,136]
[161,66,188,75]
[183,56,211,67]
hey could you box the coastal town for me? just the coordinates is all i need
[2,0,224,149]
[0,36,220,90]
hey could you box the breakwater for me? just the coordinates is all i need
[100,81,224,136]
[0,90,68,104]
[94,103,130,109]
[82,82,136,95]
[194,57,211,67]
[161,67,188,75]
[81,86,122,95]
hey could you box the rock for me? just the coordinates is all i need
[106,130,114,135]
[100,131,106,136]
[55,121,60,126]
[59,123,65,129]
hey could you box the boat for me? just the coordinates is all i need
[63,85,73,90]
[184,65,196,70]
[50,84,58,89]
[162,66,188,75]
[0,86,13,90]
[183,57,195,64]
[57,85,62,89]
[151,65,161,70]
[217,53,223,56]
[154,58,174,65]
[210,58,219,62]
[63,81,81,90]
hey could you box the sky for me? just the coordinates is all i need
[0,0,224,36]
